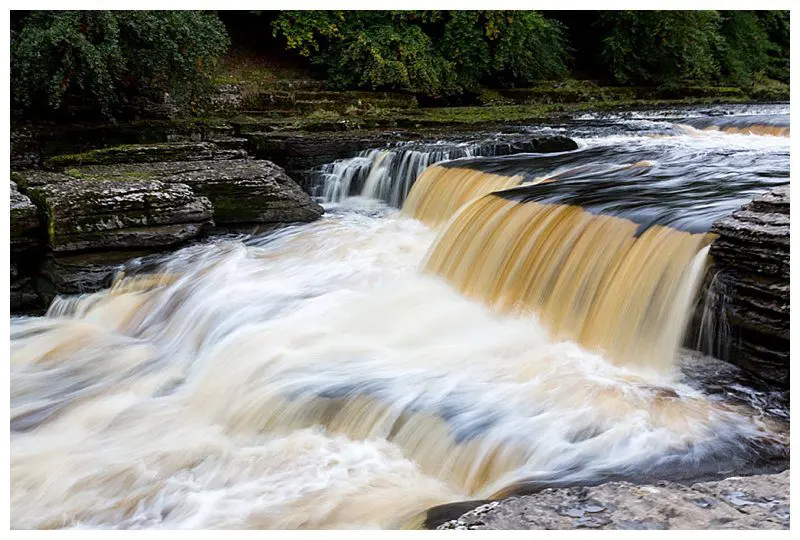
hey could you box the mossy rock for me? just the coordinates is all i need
[28,178,213,252]
[44,141,246,170]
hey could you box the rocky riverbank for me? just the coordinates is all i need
[10,121,579,313]
[9,139,324,312]
[432,471,790,530]
[706,185,790,386]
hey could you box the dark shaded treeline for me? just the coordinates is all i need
[10,10,790,121]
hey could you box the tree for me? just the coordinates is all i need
[272,10,568,96]
[11,11,230,120]
[599,11,721,86]
[715,11,773,85]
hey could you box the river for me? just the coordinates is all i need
[10,103,789,529]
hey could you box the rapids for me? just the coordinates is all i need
[10,104,790,529]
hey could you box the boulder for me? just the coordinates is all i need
[434,471,789,530]
[26,177,213,252]
[74,159,324,225]
[708,185,789,386]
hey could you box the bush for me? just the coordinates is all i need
[11,11,229,120]
[272,11,568,96]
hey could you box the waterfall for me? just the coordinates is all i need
[312,139,549,207]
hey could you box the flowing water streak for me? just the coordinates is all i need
[420,193,714,371]
[315,145,481,205]
[675,115,790,137]
[10,208,785,529]
[402,165,528,227]
[314,140,549,206]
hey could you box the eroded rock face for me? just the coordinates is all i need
[11,182,43,312]
[75,160,324,225]
[11,181,40,251]
[11,262,40,313]
[707,185,789,386]
[27,178,213,252]
[435,471,790,530]
[248,131,580,185]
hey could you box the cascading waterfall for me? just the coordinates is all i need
[10,106,790,530]
[313,139,547,206]
[417,193,714,370]
[676,114,790,137]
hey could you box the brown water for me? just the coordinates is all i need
[10,105,790,529]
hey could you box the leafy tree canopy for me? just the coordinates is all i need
[11,10,229,120]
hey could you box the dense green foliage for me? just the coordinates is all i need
[11,11,229,120]
[599,11,722,87]
[10,10,789,121]
[272,11,568,96]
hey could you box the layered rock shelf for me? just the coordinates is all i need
[10,141,324,313]
[708,185,790,386]
[434,471,789,530]
[248,131,579,188]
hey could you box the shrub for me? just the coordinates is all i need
[11,11,230,120]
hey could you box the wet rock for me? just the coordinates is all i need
[10,181,41,252]
[708,185,789,386]
[11,262,41,312]
[26,178,213,252]
[248,131,579,186]
[75,160,324,226]
[435,471,789,530]
[44,141,247,170]
[35,251,153,303]
[248,130,417,178]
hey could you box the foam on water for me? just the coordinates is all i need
[11,202,787,529]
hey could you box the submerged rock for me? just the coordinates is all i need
[708,185,789,386]
[435,471,789,530]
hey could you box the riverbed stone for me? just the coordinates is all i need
[708,185,789,385]
[35,250,154,304]
[435,471,789,530]
[26,178,214,252]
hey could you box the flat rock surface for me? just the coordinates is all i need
[437,471,789,530]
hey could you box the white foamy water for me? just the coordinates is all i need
[10,200,786,529]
